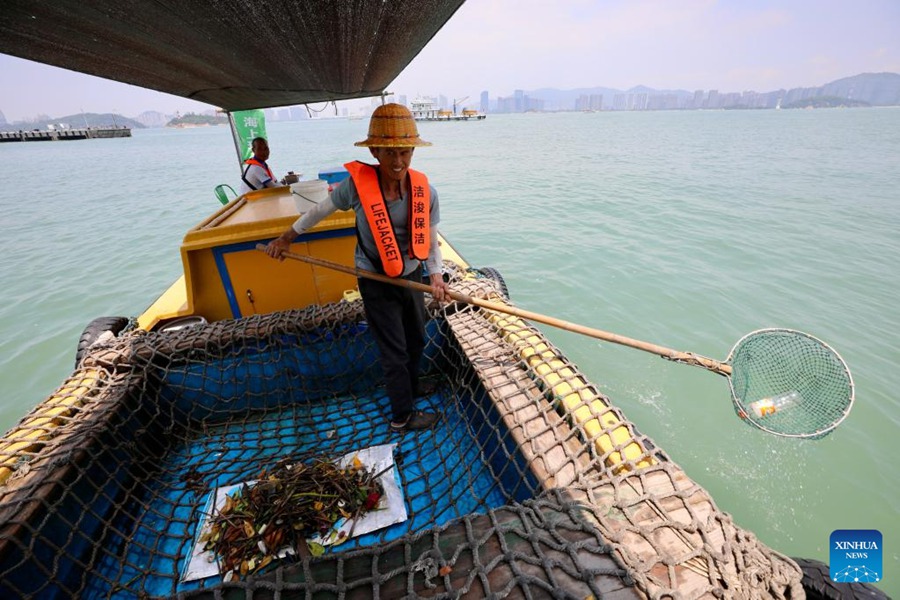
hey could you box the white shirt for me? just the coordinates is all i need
[239,160,277,194]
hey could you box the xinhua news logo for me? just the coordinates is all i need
[830,529,882,583]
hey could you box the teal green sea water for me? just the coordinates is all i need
[1,109,898,595]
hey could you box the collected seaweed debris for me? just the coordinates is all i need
[200,454,385,580]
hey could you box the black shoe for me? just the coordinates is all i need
[390,411,439,432]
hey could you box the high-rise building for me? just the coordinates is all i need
[134,111,167,127]
[496,96,515,112]
[514,90,525,112]
[480,91,489,113]
[525,97,544,111]
[741,91,762,108]
[575,94,602,111]
[720,92,741,108]
[626,93,650,110]
[692,90,704,109]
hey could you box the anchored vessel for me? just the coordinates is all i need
[0,1,868,599]
[411,96,486,121]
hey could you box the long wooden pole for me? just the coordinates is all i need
[259,245,732,376]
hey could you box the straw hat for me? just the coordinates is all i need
[354,103,432,147]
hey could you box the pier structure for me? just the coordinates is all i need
[0,127,132,142]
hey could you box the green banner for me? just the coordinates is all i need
[229,109,267,161]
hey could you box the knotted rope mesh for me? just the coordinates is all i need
[0,265,803,599]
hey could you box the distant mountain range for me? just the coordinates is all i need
[524,72,900,111]
[818,72,900,105]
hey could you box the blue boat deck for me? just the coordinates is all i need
[32,319,541,597]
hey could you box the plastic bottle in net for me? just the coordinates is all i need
[748,390,801,418]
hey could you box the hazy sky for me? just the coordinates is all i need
[2,0,898,121]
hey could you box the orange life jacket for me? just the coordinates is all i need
[243,157,274,183]
[344,161,431,277]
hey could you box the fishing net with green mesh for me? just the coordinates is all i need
[728,328,854,439]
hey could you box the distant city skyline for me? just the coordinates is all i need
[1,0,898,122]
[3,70,896,130]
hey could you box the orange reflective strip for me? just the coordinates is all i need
[407,168,430,261]
[345,161,405,277]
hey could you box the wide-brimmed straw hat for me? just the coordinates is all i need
[354,103,432,147]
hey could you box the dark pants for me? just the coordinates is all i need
[358,266,427,422]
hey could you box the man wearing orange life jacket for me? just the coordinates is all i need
[266,104,449,432]
[239,137,279,194]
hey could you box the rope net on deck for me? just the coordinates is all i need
[0,265,803,599]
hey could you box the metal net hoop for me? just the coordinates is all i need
[726,328,854,439]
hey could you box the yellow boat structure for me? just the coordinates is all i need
[136,186,361,331]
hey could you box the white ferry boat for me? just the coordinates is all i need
[410,96,486,121]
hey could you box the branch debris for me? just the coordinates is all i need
[200,454,385,580]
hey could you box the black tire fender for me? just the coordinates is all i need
[791,557,889,600]
[75,316,129,367]
[477,266,510,299]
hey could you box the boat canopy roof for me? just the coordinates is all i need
[0,0,465,111]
